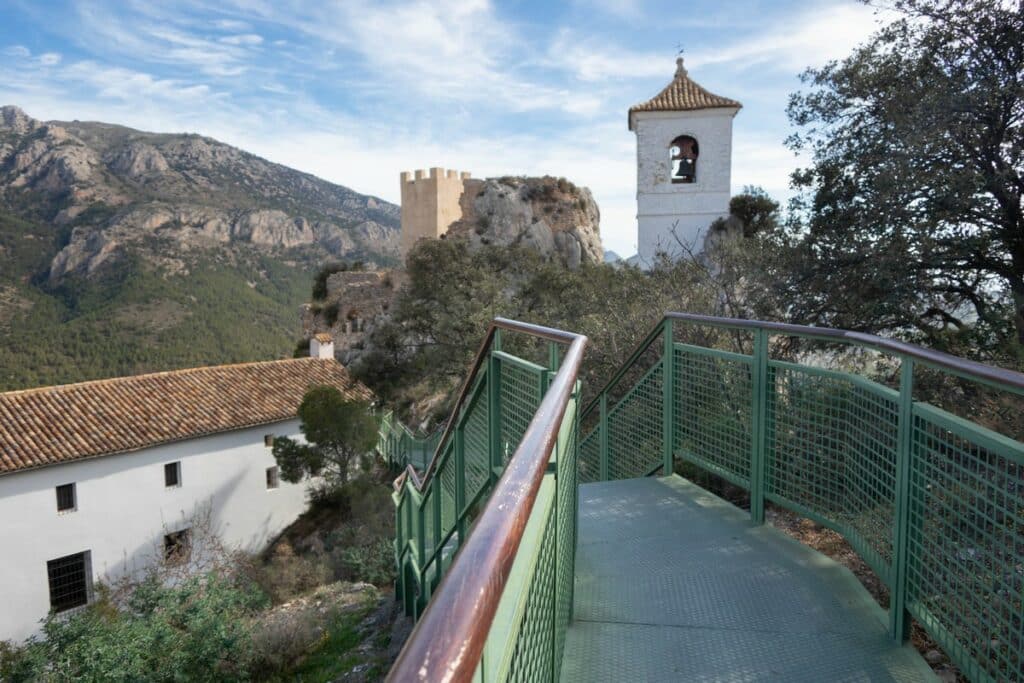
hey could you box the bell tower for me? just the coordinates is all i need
[629,58,742,263]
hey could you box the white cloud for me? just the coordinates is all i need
[687,4,890,72]
[59,61,213,102]
[38,52,62,66]
[3,45,31,58]
[214,19,253,32]
[219,34,263,46]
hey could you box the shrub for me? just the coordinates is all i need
[323,301,341,326]
[9,572,267,682]
[311,263,350,301]
[243,543,333,604]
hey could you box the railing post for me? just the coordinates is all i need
[890,357,914,642]
[662,318,675,476]
[488,331,503,482]
[416,500,427,615]
[599,393,609,481]
[455,423,467,543]
[749,328,769,524]
[548,340,561,373]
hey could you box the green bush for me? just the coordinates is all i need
[7,573,267,682]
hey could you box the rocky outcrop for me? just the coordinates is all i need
[46,203,400,282]
[0,105,38,135]
[105,141,170,179]
[446,176,602,268]
[0,105,401,284]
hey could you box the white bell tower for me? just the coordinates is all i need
[629,58,741,263]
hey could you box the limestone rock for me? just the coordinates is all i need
[106,141,170,179]
[447,176,603,268]
[0,105,38,135]
[0,105,401,285]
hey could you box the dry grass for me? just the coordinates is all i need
[767,505,965,682]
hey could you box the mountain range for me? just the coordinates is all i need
[0,105,399,390]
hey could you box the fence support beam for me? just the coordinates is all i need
[599,393,609,482]
[662,318,675,476]
[488,331,503,484]
[455,424,467,542]
[890,358,915,642]
[749,328,769,524]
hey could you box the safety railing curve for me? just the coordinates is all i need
[580,312,1024,683]
[386,318,587,682]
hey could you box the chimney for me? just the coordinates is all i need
[310,333,335,359]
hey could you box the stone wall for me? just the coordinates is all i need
[301,270,398,363]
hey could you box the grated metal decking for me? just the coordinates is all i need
[560,476,936,682]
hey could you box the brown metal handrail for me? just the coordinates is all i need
[581,312,1024,420]
[392,317,583,493]
[387,321,587,682]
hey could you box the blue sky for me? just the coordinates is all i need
[0,0,891,256]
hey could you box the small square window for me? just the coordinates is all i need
[264,434,275,447]
[164,462,181,488]
[266,466,279,490]
[56,483,76,513]
[164,529,190,564]
[47,551,91,612]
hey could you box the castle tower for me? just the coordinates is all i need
[399,168,471,261]
[629,58,742,263]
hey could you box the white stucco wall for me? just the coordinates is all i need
[633,108,738,264]
[0,419,309,643]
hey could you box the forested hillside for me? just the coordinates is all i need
[0,107,399,390]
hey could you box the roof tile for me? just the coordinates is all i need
[629,58,741,129]
[0,358,373,475]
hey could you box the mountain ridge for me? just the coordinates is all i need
[0,105,398,390]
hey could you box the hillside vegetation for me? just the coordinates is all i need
[0,106,399,390]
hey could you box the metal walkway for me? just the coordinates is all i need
[560,476,936,682]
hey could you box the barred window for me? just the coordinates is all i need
[56,483,76,512]
[266,466,280,490]
[164,462,181,488]
[47,551,90,612]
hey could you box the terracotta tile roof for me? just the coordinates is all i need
[314,333,333,343]
[629,58,742,129]
[0,358,373,476]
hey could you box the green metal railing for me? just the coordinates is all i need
[378,411,442,472]
[580,314,1024,683]
[386,319,587,682]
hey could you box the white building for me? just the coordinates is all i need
[630,57,742,263]
[0,348,371,643]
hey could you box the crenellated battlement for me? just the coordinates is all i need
[400,168,472,184]
[399,167,472,261]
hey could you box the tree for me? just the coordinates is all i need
[785,0,1024,359]
[272,386,378,486]
[728,186,780,238]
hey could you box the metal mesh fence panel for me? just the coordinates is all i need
[420,486,435,567]
[503,503,557,683]
[578,427,600,484]
[673,344,752,487]
[554,400,578,675]
[767,362,899,579]
[607,360,663,480]
[499,357,545,465]
[905,403,1024,682]
[439,444,457,547]
[463,386,491,511]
